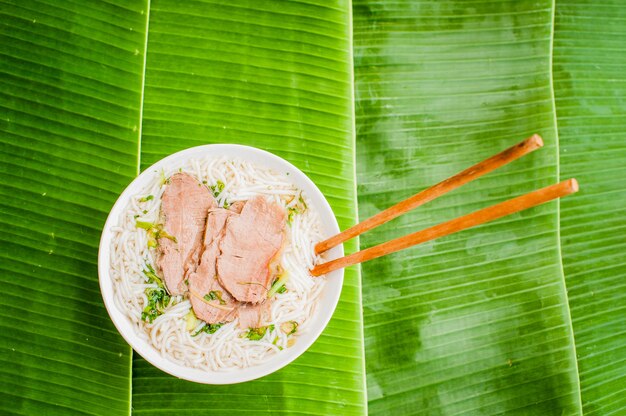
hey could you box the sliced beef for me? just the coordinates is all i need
[237,302,269,329]
[189,202,272,326]
[156,173,215,295]
[217,196,286,303]
[188,208,237,323]
[228,200,245,214]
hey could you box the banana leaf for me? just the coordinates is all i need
[3,0,626,414]
[0,0,148,414]
[132,1,366,414]
[1,0,367,414]
[353,0,582,414]
[554,1,626,414]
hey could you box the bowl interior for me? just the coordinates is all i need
[98,144,344,384]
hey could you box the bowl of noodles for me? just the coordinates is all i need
[98,144,344,384]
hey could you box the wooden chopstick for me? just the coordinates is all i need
[310,178,578,276]
[314,134,544,255]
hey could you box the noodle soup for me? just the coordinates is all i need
[108,156,327,371]
[99,145,343,383]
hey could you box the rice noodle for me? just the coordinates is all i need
[110,157,326,371]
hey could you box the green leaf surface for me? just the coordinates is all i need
[554,1,626,414]
[0,0,148,414]
[3,0,626,415]
[353,0,582,414]
[132,0,366,415]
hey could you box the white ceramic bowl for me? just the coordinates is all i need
[98,144,344,384]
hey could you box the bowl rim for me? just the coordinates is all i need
[98,144,344,384]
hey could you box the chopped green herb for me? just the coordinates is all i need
[141,265,170,323]
[272,336,283,350]
[139,195,154,202]
[287,195,308,223]
[159,170,169,186]
[246,324,274,341]
[246,327,266,340]
[299,196,307,209]
[136,221,177,248]
[280,321,298,335]
[144,264,165,288]
[203,290,226,305]
[209,180,225,197]
[185,310,199,331]
[268,271,289,298]
[223,201,230,209]
[135,220,153,229]
[287,207,297,223]
[192,322,223,337]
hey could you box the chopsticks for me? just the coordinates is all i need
[311,179,577,276]
[310,135,579,277]
[314,134,544,255]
